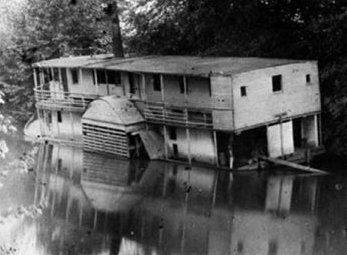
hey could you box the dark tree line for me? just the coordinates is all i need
[2,0,347,155]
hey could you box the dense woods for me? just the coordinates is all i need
[1,0,347,155]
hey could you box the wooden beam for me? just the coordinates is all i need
[258,155,327,174]
[142,74,146,100]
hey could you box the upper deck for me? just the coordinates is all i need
[33,55,320,131]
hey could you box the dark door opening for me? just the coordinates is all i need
[293,118,302,149]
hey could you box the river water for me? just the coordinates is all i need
[0,136,347,255]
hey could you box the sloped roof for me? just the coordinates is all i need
[33,55,312,77]
[82,96,144,126]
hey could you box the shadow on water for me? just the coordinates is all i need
[2,142,347,255]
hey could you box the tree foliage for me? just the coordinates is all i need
[2,0,347,155]
[123,0,347,156]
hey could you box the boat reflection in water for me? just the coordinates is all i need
[27,143,322,255]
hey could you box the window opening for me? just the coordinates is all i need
[97,70,106,84]
[57,111,62,123]
[153,74,161,91]
[272,75,282,92]
[107,70,121,85]
[306,74,311,83]
[173,144,178,157]
[240,86,247,97]
[169,127,177,140]
[71,69,79,84]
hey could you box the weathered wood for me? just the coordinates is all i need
[258,155,327,174]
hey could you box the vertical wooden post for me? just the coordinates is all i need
[79,69,83,86]
[163,126,168,159]
[70,111,74,139]
[279,116,284,159]
[37,109,44,137]
[105,70,109,95]
[33,69,38,88]
[94,69,98,94]
[142,74,146,100]
[186,128,191,163]
[183,76,188,103]
[213,131,219,166]
[160,74,164,102]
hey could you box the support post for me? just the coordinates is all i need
[318,114,322,146]
[142,74,146,100]
[163,126,168,159]
[33,69,38,88]
[105,70,110,95]
[186,128,191,163]
[160,74,164,102]
[183,76,187,103]
[94,69,98,94]
[279,116,284,159]
[78,68,82,85]
[213,131,219,167]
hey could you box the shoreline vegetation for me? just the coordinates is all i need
[1,1,347,160]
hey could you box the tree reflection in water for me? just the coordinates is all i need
[3,142,345,255]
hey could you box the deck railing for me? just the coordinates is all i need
[34,83,99,111]
[144,103,213,128]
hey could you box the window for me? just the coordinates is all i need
[169,127,177,140]
[172,144,178,157]
[240,86,247,97]
[96,70,106,84]
[306,74,311,83]
[153,74,161,91]
[107,70,121,85]
[71,69,79,84]
[57,111,62,123]
[179,77,185,94]
[53,68,59,81]
[272,75,282,92]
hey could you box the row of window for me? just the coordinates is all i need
[70,69,122,85]
[240,74,312,97]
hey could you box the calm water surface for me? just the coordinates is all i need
[1,140,347,255]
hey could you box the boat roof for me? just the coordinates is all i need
[33,55,313,77]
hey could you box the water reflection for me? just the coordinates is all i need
[7,143,344,255]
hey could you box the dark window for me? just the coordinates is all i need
[57,111,62,123]
[169,127,177,140]
[306,74,311,83]
[173,144,178,157]
[208,81,212,96]
[57,158,62,172]
[53,68,59,81]
[153,75,161,91]
[47,112,52,124]
[179,77,185,94]
[96,70,106,84]
[107,71,121,84]
[272,75,282,92]
[129,73,135,94]
[71,69,79,84]
[240,86,247,97]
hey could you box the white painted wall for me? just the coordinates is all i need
[41,110,82,140]
[232,62,321,130]
[302,115,319,147]
[167,127,215,164]
[267,121,294,158]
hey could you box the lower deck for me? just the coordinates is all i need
[33,108,323,169]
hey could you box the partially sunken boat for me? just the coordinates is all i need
[31,55,324,169]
